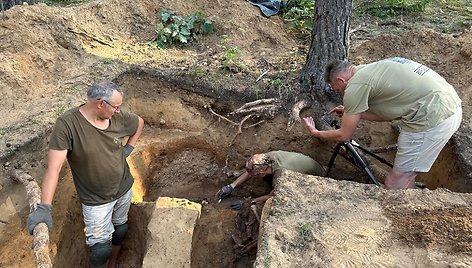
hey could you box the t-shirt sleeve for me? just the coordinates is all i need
[49,118,72,151]
[343,83,371,115]
[120,111,139,136]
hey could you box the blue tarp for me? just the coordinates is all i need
[246,0,282,17]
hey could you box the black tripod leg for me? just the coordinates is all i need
[325,142,344,176]
[345,142,381,187]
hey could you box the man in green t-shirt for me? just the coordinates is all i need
[303,58,462,190]
[216,151,325,204]
[27,81,145,268]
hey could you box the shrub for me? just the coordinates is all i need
[153,9,213,48]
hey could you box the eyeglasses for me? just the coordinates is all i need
[101,99,121,112]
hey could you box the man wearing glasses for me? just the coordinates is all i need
[216,151,325,204]
[27,81,145,268]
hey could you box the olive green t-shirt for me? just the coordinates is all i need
[267,151,325,177]
[344,57,461,132]
[49,106,139,205]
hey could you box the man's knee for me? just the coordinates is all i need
[112,222,128,245]
[89,241,112,268]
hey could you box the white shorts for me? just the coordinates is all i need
[394,104,462,173]
[82,188,132,246]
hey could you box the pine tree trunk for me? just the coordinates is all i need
[299,0,352,104]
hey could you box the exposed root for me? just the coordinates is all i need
[67,28,114,48]
[230,114,254,145]
[228,98,281,117]
[9,169,52,268]
[206,100,278,145]
[207,106,238,125]
[287,99,311,131]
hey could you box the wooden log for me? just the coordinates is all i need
[9,169,52,268]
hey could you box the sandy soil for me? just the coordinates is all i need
[0,0,471,267]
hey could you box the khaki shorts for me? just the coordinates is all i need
[394,105,462,173]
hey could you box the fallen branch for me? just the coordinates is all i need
[9,169,52,268]
[68,28,114,48]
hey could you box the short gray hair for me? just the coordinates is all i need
[86,80,123,101]
[324,60,353,84]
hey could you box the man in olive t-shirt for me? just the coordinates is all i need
[27,81,144,268]
[303,58,462,190]
[216,151,325,204]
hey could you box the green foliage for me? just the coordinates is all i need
[364,0,432,18]
[280,0,315,40]
[56,105,66,115]
[189,65,206,77]
[296,222,313,249]
[222,47,239,66]
[102,58,114,65]
[154,9,213,48]
[220,46,245,71]
[254,87,261,99]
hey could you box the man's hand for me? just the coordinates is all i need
[303,117,319,136]
[230,200,243,210]
[123,144,134,158]
[329,105,344,118]
[27,204,53,235]
[216,184,233,203]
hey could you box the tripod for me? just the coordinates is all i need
[325,140,393,187]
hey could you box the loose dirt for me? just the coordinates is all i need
[0,0,471,267]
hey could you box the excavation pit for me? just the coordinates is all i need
[0,69,471,267]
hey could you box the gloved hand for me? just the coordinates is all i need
[123,144,134,158]
[216,184,233,202]
[230,200,243,210]
[27,204,53,235]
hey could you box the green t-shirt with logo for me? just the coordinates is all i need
[49,106,139,205]
[267,151,325,177]
[344,57,461,132]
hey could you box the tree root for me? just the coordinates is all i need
[228,98,281,117]
[68,28,114,48]
[286,99,312,131]
[9,169,52,268]
[206,99,277,145]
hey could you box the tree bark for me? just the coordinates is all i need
[9,169,52,268]
[299,0,352,104]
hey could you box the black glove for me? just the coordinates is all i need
[230,200,243,210]
[123,144,134,158]
[216,184,234,202]
[27,204,53,235]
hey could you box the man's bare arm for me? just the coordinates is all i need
[41,149,67,204]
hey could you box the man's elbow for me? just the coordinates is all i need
[137,116,145,129]
[337,132,353,142]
